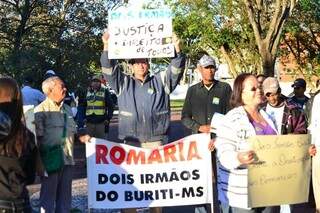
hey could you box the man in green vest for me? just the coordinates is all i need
[85,75,114,139]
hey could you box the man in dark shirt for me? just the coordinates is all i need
[182,55,232,134]
[181,55,232,213]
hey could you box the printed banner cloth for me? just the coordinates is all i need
[86,134,213,209]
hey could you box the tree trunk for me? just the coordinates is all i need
[13,0,32,52]
[220,45,237,78]
[242,0,297,78]
[260,51,276,77]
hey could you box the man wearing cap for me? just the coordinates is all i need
[262,78,317,213]
[262,77,307,134]
[182,55,231,134]
[181,54,232,213]
[85,75,114,139]
[100,31,185,213]
[289,78,309,110]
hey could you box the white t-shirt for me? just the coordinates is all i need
[266,104,285,134]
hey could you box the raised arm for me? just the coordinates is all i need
[100,31,126,95]
[160,33,186,94]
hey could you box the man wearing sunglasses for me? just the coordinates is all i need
[101,31,186,213]
[262,77,307,135]
[263,78,316,212]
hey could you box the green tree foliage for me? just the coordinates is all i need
[169,0,305,77]
[0,0,121,90]
[168,0,261,77]
[282,0,320,76]
[242,0,298,76]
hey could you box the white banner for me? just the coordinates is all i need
[86,134,213,209]
[108,8,174,59]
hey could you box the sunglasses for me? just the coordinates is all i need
[265,93,273,97]
[203,65,216,69]
[266,92,281,97]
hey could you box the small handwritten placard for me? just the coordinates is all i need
[247,134,311,207]
[108,8,174,59]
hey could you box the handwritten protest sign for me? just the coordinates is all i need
[108,8,174,59]
[86,134,213,210]
[248,134,311,207]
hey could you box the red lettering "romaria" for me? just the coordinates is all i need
[95,141,202,165]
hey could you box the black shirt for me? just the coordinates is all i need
[181,80,232,134]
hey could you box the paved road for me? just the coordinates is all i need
[28,112,201,213]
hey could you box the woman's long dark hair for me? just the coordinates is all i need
[230,73,254,109]
[0,77,26,157]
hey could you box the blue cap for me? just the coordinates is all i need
[292,78,306,88]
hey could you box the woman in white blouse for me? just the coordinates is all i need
[215,73,280,213]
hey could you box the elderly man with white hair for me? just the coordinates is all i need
[34,76,90,213]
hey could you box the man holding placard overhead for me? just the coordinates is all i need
[100,29,185,213]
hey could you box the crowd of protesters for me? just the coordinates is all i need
[0,31,320,213]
